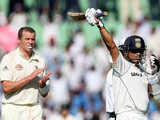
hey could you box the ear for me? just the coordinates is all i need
[123,52,128,59]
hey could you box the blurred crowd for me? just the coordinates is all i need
[0,0,160,120]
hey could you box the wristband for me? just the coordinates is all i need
[39,80,49,96]
[98,19,104,27]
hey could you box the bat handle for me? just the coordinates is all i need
[95,11,108,18]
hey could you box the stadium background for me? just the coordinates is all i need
[0,0,160,120]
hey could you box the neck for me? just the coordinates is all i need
[19,47,32,59]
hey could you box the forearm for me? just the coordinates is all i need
[1,75,34,94]
[98,26,119,62]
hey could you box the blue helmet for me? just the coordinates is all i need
[119,35,146,53]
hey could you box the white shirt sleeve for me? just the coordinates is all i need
[112,53,130,76]
[0,55,12,81]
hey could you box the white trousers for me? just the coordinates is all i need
[1,103,43,120]
[116,111,147,120]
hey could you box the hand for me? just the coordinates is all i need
[85,8,104,27]
[150,55,156,66]
[39,72,52,88]
[85,8,97,26]
[29,68,45,80]
[150,55,159,66]
[149,55,160,75]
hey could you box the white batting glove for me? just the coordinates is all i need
[149,55,160,74]
[85,8,97,26]
[150,55,156,66]
[85,8,104,27]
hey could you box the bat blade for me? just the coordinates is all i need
[67,11,108,21]
[67,12,86,21]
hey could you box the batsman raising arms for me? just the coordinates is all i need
[85,8,160,120]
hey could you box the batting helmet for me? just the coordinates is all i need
[119,35,146,53]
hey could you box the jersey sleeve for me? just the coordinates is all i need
[112,52,130,75]
[0,55,12,81]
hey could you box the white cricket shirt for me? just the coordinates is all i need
[0,48,46,105]
[113,53,149,114]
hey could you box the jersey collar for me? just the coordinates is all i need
[16,48,36,61]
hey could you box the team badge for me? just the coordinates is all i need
[135,38,141,48]
[15,64,23,70]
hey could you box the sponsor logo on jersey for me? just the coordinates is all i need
[131,72,142,77]
[15,64,23,70]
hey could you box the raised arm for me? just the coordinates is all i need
[98,27,119,62]
[85,8,119,62]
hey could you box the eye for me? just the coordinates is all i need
[24,38,35,41]
[24,38,29,40]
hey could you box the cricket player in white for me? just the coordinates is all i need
[0,27,52,120]
[85,8,150,120]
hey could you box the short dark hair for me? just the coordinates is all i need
[18,27,36,39]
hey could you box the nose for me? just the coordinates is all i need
[135,52,140,55]
[135,53,142,58]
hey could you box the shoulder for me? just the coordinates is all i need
[7,49,19,58]
[0,49,18,69]
[113,52,128,66]
[113,52,131,75]
[1,49,17,62]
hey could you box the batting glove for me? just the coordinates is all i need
[85,8,97,26]
[149,55,160,74]
[85,8,104,27]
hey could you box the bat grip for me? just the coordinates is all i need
[95,11,107,18]
[96,12,104,18]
